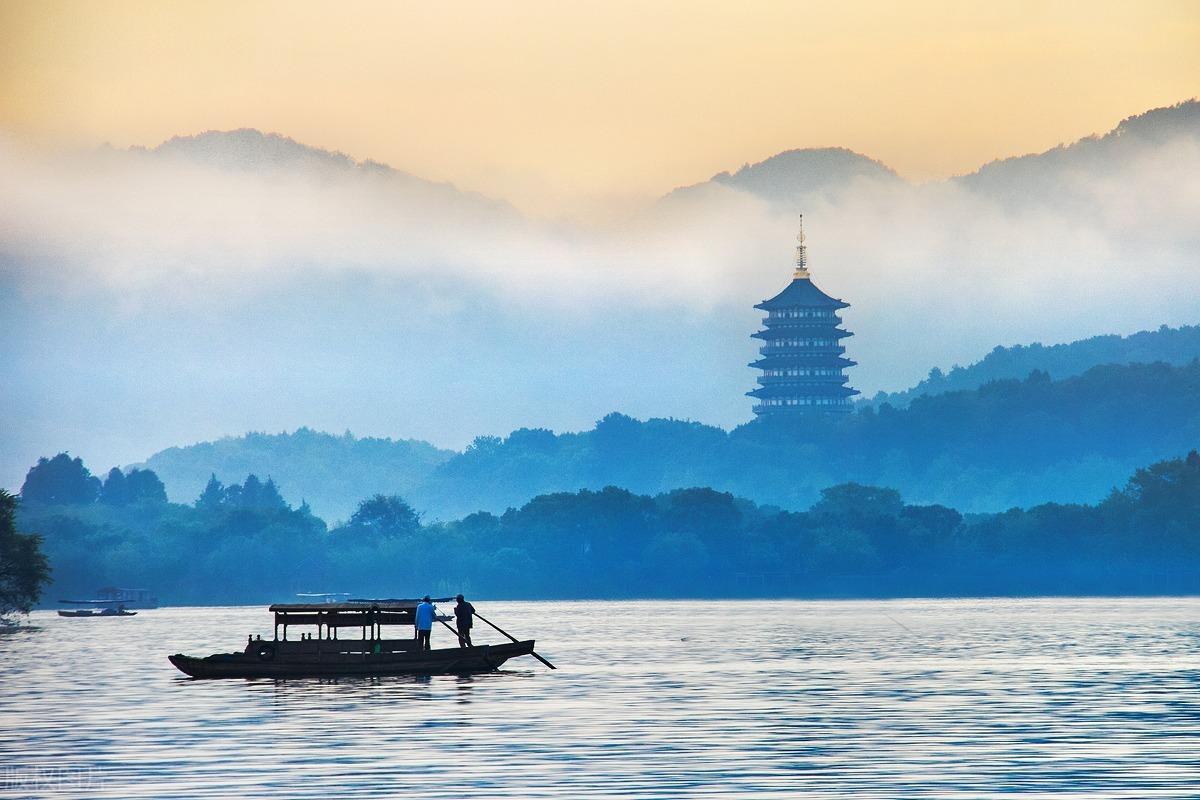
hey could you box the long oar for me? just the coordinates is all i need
[474,611,556,670]
[436,617,464,641]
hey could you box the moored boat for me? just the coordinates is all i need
[59,587,158,610]
[168,598,549,678]
[58,607,137,617]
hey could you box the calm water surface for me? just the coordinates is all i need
[1,598,1199,798]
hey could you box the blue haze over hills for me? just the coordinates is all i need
[137,352,1200,522]
[865,324,1200,408]
[2,100,1199,503]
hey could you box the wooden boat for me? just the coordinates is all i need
[58,607,137,617]
[168,598,547,679]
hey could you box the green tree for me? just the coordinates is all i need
[810,483,904,521]
[126,468,168,504]
[20,453,100,505]
[465,435,502,457]
[196,474,224,510]
[259,477,286,510]
[238,474,264,507]
[1110,450,1200,551]
[658,488,742,557]
[226,474,287,511]
[0,490,51,615]
[344,494,421,537]
[100,467,130,505]
[100,467,167,505]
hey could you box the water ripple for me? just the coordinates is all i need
[1,598,1199,798]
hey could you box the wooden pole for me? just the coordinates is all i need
[473,611,556,670]
[437,617,462,644]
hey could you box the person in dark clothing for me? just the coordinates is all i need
[454,594,475,648]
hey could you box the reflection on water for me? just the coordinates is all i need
[2,598,1199,798]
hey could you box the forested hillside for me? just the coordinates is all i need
[411,361,1200,518]
[134,361,1200,521]
[17,451,1200,604]
[139,428,453,522]
[864,324,1200,408]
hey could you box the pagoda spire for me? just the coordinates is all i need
[793,214,810,280]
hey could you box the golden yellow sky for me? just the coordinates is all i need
[1,1,1197,212]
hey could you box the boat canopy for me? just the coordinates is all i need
[268,597,455,612]
[266,597,458,639]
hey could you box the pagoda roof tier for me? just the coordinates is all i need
[752,403,854,415]
[751,327,854,341]
[749,356,857,369]
[754,278,849,311]
[760,317,846,328]
[747,384,860,399]
[758,345,846,358]
[756,375,852,386]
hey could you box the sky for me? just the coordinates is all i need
[1,1,1198,215]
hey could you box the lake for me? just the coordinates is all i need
[2,598,1198,798]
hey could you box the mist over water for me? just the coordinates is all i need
[2,598,1199,798]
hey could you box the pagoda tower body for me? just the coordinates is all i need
[748,217,859,415]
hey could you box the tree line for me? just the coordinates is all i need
[11,448,1200,606]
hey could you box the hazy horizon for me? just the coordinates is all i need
[4,101,1199,491]
[3,2,1198,492]
[3,2,1198,216]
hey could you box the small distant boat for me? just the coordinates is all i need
[59,587,158,610]
[294,591,351,604]
[168,597,552,678]
[58,587,155,618]
[58,607,137,617]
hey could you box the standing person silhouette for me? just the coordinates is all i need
[454,594,476,648]
[414,595,436,651]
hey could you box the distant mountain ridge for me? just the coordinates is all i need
[411,360,1200,519]
[864,323,1200,408]
[137,428,454,523]
[664,99,1199,207]
[664,147,900,206]
[133,326,1200,522]
[148,129,366,173]
[134,101,1200,216]
[133,127,519,217]
[960,99,1200,197]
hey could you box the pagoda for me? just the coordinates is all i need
[748,216,859,415]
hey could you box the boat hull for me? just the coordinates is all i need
[58,609,137,617]
[168,640,536,679]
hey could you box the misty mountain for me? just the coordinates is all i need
[137,428,453,523]
[404,361,1200,519]
[663,147,900,206]
[865,323,1200,408]
[148,129,367,173]
[959,100,1200,201]
[665,100,1200,208]
[122,360,1194,523]
[139,127,521,220]
[129,320,1200,522]
[4,100,1199,495]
